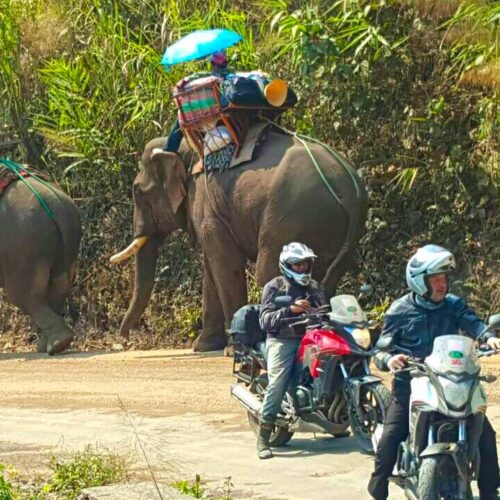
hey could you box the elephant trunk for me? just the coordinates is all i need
[119,234,160,340]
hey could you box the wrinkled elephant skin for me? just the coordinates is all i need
[0,177,81,354]
[120,132,367,351]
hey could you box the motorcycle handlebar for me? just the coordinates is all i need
[478,348,499,358]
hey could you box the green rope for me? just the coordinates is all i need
[293,134,342,205]
[260,117,361,200]
[296,132,361,199]
[0,158,58,220]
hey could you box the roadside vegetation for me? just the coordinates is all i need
[0,445,128,499]
[0,0,498,349]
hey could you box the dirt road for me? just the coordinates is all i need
[1,349,499,499]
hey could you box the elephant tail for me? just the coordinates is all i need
[318,149,367,297]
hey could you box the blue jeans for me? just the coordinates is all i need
[260,337,301,425]
[163,118,183,153]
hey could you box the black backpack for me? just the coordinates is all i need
[228,304,266,347]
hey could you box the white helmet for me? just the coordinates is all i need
[279,242,317,286]
[406,244,456,298]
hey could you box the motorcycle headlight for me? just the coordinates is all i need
[351,328,371,349]
[438,376,473,411]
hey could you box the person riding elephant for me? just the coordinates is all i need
[111,128,367,352]
[161,51,232,155]
[0,161,81,354]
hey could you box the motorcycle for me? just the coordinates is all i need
[230,287,391,452]
[376,313,500,500]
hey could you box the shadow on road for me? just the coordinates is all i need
[271,435,374,459]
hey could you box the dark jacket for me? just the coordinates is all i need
[375,292,492,399]
[259,276,325,339]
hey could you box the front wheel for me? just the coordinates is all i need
[418,455,469,500]
[348,382,391,453]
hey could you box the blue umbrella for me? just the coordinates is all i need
[161,29,242,70]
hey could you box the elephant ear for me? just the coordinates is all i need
[153,152,187,214]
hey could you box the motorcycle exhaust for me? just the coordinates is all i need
[230,383,262,416]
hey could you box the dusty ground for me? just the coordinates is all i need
[0,349,499,499]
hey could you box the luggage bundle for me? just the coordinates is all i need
[172,71,297,163]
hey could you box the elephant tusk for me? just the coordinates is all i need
[110,236,148,264]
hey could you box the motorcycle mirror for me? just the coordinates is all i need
[480,374,497,384]
[359,283,373,296]
[368,319,377,329]
[274,295,293,307]
[487,313,500,331]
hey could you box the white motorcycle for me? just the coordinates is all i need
[376,314,500,500]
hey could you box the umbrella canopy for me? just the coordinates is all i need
[161,29,242,70]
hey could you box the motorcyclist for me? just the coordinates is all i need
[257,242,325,459]
[368,244,500,500]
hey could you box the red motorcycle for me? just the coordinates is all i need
[230,290,390,452]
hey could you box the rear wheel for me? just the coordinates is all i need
[418,455,467,500]
[246,380,295,447]
[348,382,391,453]
[247,412,295,447]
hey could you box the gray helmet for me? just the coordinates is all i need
[406,244,455,299]
[279,242,317,286]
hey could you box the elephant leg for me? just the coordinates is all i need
[6,264,74,355]
[48,272,71,315]
[255,245,280,286]
[192,260,227,352]
[193,229,248,352]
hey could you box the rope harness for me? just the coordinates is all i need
[0,158,62,220]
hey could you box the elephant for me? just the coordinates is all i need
[0,173,81,354]
[113,128,367,352]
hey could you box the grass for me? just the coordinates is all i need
[12,445,130,500]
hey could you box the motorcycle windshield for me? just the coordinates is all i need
[425,335,480,378]
[329,295,367,325]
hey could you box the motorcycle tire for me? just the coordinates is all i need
[247,411,295,447]
[417,456,471,500]
[348,382,391,453]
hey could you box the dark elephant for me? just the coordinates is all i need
[0,175,81,354]
[113,130,367,351]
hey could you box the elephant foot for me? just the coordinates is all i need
[36,332,48,353]
[192,334,227,352]
[47,333,74,355]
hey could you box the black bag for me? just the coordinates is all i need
[222,75,298,108]
[229,304,266,347]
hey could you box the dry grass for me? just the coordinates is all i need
[460,61,500,90]
[404,0,474,20]
[19,1,69,60]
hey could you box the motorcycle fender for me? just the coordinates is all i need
[348,375,382,406]
[420,443,467,480]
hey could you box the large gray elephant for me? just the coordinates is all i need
[0,173,81,354]
[114,129,367,351]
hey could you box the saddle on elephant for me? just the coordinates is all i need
[0,159,49,196]
[172,71,297,172]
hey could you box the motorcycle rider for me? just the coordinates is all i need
[257,242,325,459]
[368,244,500,500]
